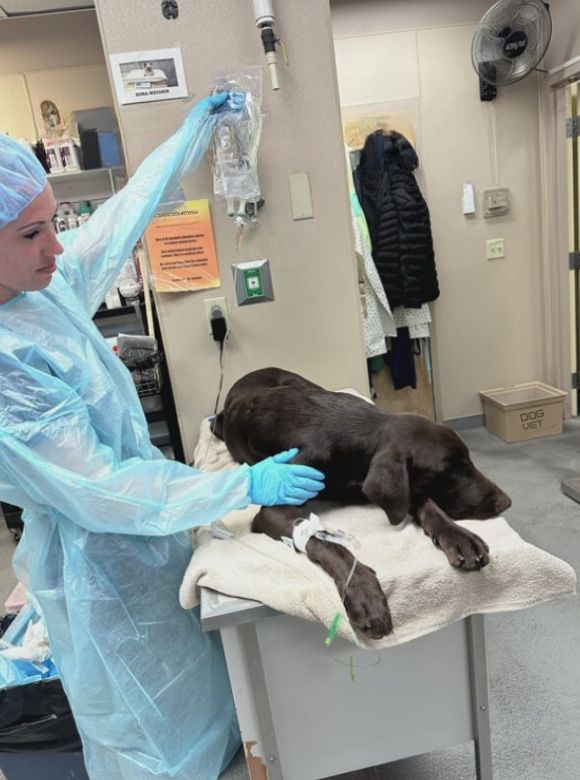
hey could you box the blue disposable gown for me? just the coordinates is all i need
[0,101,251,779]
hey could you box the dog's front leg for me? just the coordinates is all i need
[252,506,393,638]
[414,498,490,570]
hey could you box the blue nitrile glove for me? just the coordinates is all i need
[204,90,245,114]
[249,448,326,506]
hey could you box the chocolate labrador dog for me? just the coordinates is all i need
[211,367,511,638]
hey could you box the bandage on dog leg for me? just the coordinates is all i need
[279,514,362,644]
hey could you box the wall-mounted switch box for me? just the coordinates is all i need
[288,172,314,220]
[232,259,274,305]
[483,187,510,218]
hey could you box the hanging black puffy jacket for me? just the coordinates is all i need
[355,131,440,309]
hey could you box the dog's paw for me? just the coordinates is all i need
[427,525,490,571]
[343,562,393,639]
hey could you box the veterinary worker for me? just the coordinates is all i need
[0,93,326,780]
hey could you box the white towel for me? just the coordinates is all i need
[180,419,577,649]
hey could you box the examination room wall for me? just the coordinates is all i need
[95,0,369,462]
[545,0,580,70]
[0,11,113,142]
[331,0,546,422]
[0,10,105,73]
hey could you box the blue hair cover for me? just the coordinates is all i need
[0,136,47,229]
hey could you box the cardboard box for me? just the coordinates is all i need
[479,382,567,443]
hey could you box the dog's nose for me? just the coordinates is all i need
[495,493,512,514]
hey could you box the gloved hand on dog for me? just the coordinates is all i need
[249,449,325,506]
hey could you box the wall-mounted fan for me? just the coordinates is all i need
[472,0,552,101]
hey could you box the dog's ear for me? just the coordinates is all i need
[362,446,410,525]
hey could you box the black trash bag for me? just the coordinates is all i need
[0,614,17,637]
[0,676,82,752]
[0,613,82,753]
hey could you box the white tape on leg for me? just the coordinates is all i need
[284,514,361,557]
[292,513,322,552]
[314,529,360,556]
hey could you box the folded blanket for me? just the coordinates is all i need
[180,418,577,649]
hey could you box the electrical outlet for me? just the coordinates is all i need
[486,238,505,260]
[203,297,227,335]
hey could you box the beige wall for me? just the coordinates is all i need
[545,0,580,70]
[26,65,113,137]
[330,0,490,37]
[331,2,545,421]
[0,10,105,74]
[0,11,113,141]
[95,0,368,461]
[332,0,580,76]
[0,74,36,138]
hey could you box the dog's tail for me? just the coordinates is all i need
[210,412,225,440]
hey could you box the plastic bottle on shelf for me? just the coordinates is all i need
[104,286,123,310]
[76,201,93,227]
[77,200,94,225]
[116,259,144,328]
[46,146,62,173]
[118,277,141,305]
[77,201,94,217]
[115,260,139,302]
[55,203,69,232]
[121,259,138,282]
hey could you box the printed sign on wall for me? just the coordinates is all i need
[109,47,188,105]
[144,199,221,293]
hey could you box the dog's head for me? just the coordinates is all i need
[362,415,512,525]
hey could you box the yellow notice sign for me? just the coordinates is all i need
[144,199,221,292]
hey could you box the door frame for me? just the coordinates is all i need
[540,58,580,417]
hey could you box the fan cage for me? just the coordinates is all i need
[472,0,552,87]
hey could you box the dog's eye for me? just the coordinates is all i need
[448,454,473,473]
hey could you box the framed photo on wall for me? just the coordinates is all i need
[109,47,188,105]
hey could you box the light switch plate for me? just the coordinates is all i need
[288,172,314,220]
